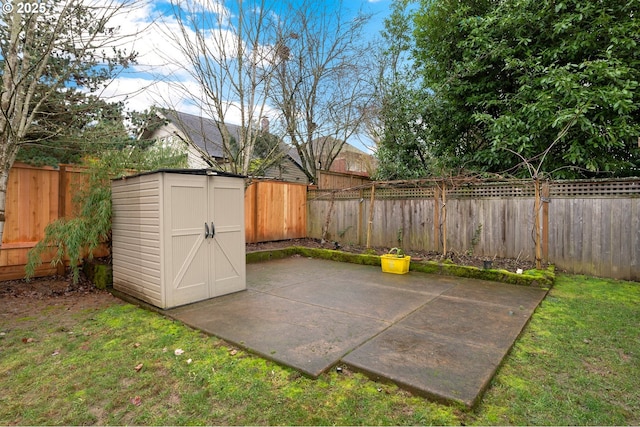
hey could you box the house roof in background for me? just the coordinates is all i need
[148,110,371,176]
[160,109,243,159]
[286,146,303,166]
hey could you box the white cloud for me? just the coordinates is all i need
[101,0,248,120]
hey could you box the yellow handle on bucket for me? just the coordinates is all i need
[388,247,405,258]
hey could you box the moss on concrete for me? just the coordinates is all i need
[245,248,299,263]
[246,247,555,288]
[290,246,381,266]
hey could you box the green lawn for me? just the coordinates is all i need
[1,274,638,425]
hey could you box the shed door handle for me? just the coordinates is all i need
[204,222,210,238]
[210,222,215,237]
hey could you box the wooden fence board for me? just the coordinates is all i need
[245,181,307,243]
[600,200,613,278]
[580,199,594,276]
[568,199,578,269]
[611,200,626,278]
[619,199,632,279]
[508,200,519,259]
[482,200,494,256]
[590,199,602,277]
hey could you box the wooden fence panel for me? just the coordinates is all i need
[60,165,90,218]
[317,170,371,189]
[1,169,310,280]
[309,194,537,260]
[401,199,436,250]
[245,181,307,243]
[308,194,437,250]
[547,197,640,281]
[373,199,436,250]
[309,180,640,280]
[632,200,640,279]
[5,164,59,243]
[0,163,103,280]
[1,164,64,280]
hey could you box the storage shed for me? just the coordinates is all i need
[111,169,246,309]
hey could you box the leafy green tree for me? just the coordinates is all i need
[249,129,287,176]
[412,0,640,178]
[374,82,434,180]
[374,0,436,180]
[16,96,133,166]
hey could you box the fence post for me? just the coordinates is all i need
[357,188,363,246]
[434,185,441,252]
[442,182,447,255]
[366,184,375,248]
[534,178,542,269]
[542,181,550,262]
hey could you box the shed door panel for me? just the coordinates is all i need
[164,175,209,307]
[210,178,246,296]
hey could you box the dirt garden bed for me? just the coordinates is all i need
[247,238,541,272]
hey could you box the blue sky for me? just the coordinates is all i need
[102,0,392,151]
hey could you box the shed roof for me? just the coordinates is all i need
[112,168,245,181]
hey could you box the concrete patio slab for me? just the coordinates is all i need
[169,289,390,377]
[160,257,548,406]
[342,280,547,406]
[341,326,505,407]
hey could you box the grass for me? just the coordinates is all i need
[1,274,638,425]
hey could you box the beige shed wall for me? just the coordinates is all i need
[111,173,165,307]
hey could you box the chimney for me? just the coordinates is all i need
[261,117,269,133]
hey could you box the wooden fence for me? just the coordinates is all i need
[308,179,640,281]
[4,163,639,282]
[245,180,307,243]
[0,166,309,280]
[546,181,640,279]
[0,163,95,280]
[317,170,371,189]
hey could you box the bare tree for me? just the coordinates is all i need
[271,1,374,183]
[0,0,141,248]
[158,0,284,175]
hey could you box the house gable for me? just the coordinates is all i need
[140,109,310,183]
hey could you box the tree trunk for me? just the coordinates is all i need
[0,170,8,249]
[0,140,19,250]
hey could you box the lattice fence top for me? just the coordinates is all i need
[550,179,640,197]
[308,178,640,200]
[447,183,535,198]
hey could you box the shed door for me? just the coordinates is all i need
[209,176,246,296]
[164,174,210,307]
